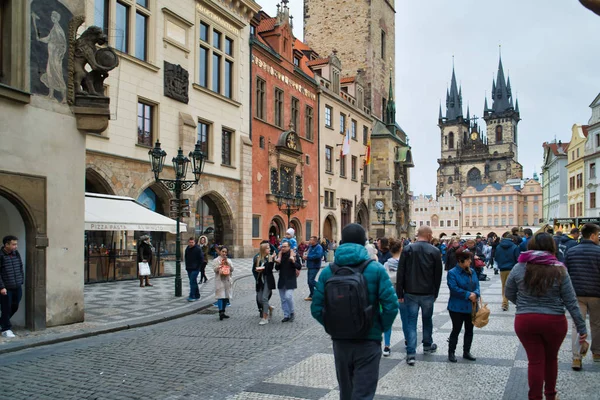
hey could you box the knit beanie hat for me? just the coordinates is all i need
[341,223,367,245]
[286,228,295,236]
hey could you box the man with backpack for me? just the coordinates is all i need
[396,226,443,366]
[311,224,398,400]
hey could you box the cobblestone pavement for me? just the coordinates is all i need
[0,258,257,349]
[0,269,598,400]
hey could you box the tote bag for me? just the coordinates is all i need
[138,262,151,276]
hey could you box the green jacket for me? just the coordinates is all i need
[311,243,399,341]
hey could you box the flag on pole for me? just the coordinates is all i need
[365,138,371,165]
[342,126,351,156]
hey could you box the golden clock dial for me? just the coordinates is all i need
[470,132,478,140]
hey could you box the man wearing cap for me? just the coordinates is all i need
[311,224,398,399]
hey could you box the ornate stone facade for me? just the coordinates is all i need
[437,59,523,198]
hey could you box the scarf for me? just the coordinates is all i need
[518,250,565,268]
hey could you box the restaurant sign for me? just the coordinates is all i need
[85,223,179,233]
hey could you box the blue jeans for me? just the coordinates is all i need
[217,298,228,311]
[279,288,295,318]
[307,268,319,297]
[187,270,200,299]
[0,286,22,332]
[404,293,436,356]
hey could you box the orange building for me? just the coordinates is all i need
[250,6,319,249]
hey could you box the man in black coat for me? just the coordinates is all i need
[0,235,24,338]
[565,223,600,370]
[275,241,302,322]
[185,237,204,301]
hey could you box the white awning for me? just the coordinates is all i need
[85,193,186,234]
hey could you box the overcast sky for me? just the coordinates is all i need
[260,0,600,196]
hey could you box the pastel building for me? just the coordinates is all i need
[566,124,589,217]
[410,191,462,238]
[541,140,569,224]
[584,93,600,218]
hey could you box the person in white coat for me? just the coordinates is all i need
[213,247,234,320]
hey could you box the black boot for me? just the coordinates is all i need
[219,310,225,321]
[463,332,475,361]
[448,335,458,363]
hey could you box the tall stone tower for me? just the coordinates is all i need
[436,56,523,199]
[303,0,395,121]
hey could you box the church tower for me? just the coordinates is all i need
[304,0,395,121]
[483,55,521,165]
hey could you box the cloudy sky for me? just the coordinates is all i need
[260,0,600,196]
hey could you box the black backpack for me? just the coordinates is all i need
[323,259,374,339]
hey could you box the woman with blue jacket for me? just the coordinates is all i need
[447,248,480,363]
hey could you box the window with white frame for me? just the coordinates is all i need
[325,105,332,128]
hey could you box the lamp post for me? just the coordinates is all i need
[376,207,394,236]
[275,191,303,228]
[149,140,206,297]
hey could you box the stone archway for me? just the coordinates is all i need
[0,172,47,331]
[269,216,285,242]
[323,213,337,242]
[290,217,302,242]
[197,191,235,253]
[356,200,369,232]
[85,168,115,195]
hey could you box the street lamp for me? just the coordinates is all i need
[275,191,303,228]
[376,206,394,236]
[149,140,206,297]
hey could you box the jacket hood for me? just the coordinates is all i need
[499,239,515,249]
[385,257,399,270]
[334,243,371,266]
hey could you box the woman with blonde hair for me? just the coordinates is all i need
[213,246,234,320]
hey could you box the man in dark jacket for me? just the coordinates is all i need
[303,235,323,301]
[397,226,443,366]
[312,224,397,399]
[275,241,302,322]
[184,237,204,302]
[563,228,580,251]
[565,223,600,370]
[0,235,24,338]
[495,232,520,311]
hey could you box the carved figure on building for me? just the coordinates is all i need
[69,20,118,102]
[164,61,189,104]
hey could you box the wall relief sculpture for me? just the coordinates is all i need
[164,61,190,104]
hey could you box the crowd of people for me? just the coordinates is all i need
[122,222,598,400]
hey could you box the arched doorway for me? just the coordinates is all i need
[356,201,369,232]
[323,214,337,242]
[196,191,234,253]
[290,218,302,242]
[269,216,285,241]
[0,177,47,331]
[85,168,114,195]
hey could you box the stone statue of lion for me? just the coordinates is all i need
[73,26,116,96]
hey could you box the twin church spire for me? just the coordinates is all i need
[440,54,519,125]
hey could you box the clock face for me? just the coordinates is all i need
[375,200,384,210]
[471,132,478,140]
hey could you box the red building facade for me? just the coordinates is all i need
[250,6,319,249]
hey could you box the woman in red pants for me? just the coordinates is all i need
[505,232,587,400]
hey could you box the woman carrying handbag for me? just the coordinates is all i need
[213,246,234,320]
[446,248,480,363]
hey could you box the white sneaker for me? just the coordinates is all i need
[259,318,269,326]
[1,329,16,338]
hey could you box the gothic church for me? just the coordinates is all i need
[436,57,523,198]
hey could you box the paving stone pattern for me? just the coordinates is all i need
[0,269,598,399]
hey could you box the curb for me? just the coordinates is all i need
[0,273,254,355]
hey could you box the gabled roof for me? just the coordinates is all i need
[257,17,276,33]
[543,141,570,156]
[589,92,600,108]
[583,125,590,138]
[293,40,311,52]
[306,58,329,67]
